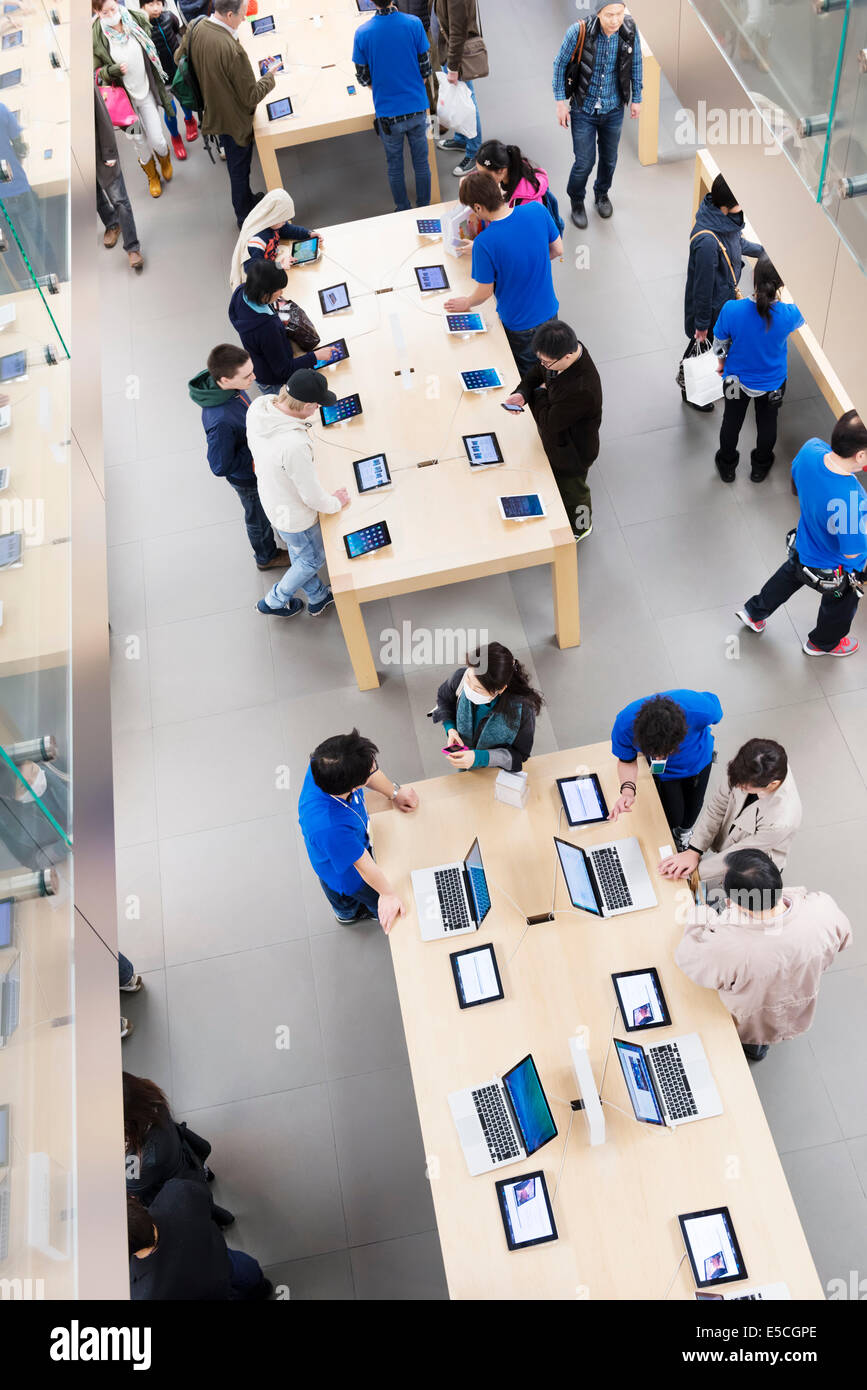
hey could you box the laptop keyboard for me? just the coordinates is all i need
[651,1043,698,1120]
[472,1084,521,1163]
[590,846,634,910]
[434,867,471,932]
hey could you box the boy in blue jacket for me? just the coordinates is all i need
[188,344,285,570]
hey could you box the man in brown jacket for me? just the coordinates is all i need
[675,849,851,1062]
[432,0,484,176]
[175,0,279,226]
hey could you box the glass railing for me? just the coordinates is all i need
[0,0,74,1300]
[691,0,867,272]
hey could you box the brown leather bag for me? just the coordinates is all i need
[459,3,489,80]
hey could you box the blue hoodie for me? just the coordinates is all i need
[227,286,317,390]
[684,194,763,337]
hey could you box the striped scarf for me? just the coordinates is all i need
[100,8,168,83]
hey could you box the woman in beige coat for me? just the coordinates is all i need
[658,738,800,892]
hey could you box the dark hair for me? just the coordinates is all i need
[244,259,287,305]
[467,642,544,716]
[723,848,783,912]
[632,696,688,759]
[310,728,379,796]
[207,343,251,382]
[727,738,787,790]
[752,255,783,329]
[830,409,867,459]
[458,170,505,215]
[127,1195,156,1256]
[710,174,737,209]
[123,1072,171,1157]
[531,319,578,360]
[476,140,541,203]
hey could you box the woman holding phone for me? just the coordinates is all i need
[432,642,544,772]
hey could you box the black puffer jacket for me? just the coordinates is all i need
[569,15,638,108]
[398,0,430,27]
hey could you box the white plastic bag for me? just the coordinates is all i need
[682,341,724,406]
[436,71,478,140]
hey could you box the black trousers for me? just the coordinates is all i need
[745,553,859,651]
[653,760,713,832]
[717,380,785,472]
[221,132,256,228]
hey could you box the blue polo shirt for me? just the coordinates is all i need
[298,764,371,896]
[713,298,804,392]
[611,690,723,780]
[793,437,867,572]
[352,10,428,119]
[471,203,560,332]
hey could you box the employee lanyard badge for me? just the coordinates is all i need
[648,756,668,776]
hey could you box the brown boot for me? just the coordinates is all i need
[128,250,144,273]
[103,224,121,249]
[157,148,173,183]
[140,157,161,198]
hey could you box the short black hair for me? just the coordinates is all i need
[723,848,783,912]
[710,174,737,209]
[244,258,288,305]
[207,343,251,382]
[531,319,578,360]
[310,729,379,796]
[727,738,787,790]
[830,409,867,459]
[632,696,688,760]
[127,1195,155,1257]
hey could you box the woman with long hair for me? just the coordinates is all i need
[123,1071,234,1227]
[475,139,546,206]
[711,255,804,483]
[92,0,175,199]
[432,641,544,772]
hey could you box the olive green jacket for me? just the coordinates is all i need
[92,11,173,119]
[175,15,274,146]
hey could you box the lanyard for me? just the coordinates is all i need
[329,791,370,838]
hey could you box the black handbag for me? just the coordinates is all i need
[278,299,320,352]
[176,1120,212,1168]
[563,21,587,101]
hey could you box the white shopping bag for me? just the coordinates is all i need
[435,71,477,140]
[682,341,724,406]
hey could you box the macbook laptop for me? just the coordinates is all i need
[412,837,491,941]
[614,1035,723,1127]
[448,1053,557,1176]
[554,834,657,918]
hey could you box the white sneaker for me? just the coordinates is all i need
[120,1016,134,1039]
[119,973,143,993]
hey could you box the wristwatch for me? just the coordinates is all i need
[390,782,401,800]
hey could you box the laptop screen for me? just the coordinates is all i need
[614,1040,665,1125]
[464,839,491,925]
[502,1055,557,1155]
[554,838,600,915]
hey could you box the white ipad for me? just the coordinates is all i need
[444,311,487,336]
[498,494,546,521]
[459,368,503,393]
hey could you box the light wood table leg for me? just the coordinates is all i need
[638,53,661,167]
[256,134,282,192]
[332,574,380,690]
[551,531,580,649]
[428,130,441,204]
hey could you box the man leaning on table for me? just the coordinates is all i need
[353,0,433,213]
[675,848,851,1062]
[298,729,419,933]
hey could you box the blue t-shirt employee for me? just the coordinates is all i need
[738,411,867,659]
[353,0,432,214]
[298,728,419,932]
[609,689,723,838]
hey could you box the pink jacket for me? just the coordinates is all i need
[675,888,851,1045]
[510,166,549,207]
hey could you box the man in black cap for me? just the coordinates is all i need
[245,369,350,618]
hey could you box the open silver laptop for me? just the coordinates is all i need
[614,1034,723,1127]
[554,834,657,918]
[448,1053,557,1177]
[412,838,491,941]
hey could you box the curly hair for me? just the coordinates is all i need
[632,696,688,759]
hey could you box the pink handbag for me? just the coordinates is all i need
[99,82,138,129]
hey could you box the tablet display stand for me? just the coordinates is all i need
[569,1032,606,1146]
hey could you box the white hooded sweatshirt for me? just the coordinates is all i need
[245,395,341,535]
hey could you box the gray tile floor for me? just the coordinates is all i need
[105,0,866,1298]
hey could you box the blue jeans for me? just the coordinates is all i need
[118,952,134,987]
[379,111,431,212]
[443,67,481,161]
[318,876,380,923]
[265,522,329,608]
[229,480,278,566]
[97,172,140,254]
[227,1247,266,1299]
[164,97,193,140]
[567,105,625,204]
[504,323,547,377]
[220,131,257,228]
[255,382,280,396]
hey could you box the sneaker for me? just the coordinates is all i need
[256,553,288,571]
[570,200,587,229]
[256,597,303,617]
[438,135,464,150]
[595,193,613,218]
[736,608,766,633]
[803,635,859,657]
[120,1017,134,1040]
[573,523,593,544]
[452,155,475,177]
[308,590,335,616]
[119,973,143,993]
[333,906,375,925]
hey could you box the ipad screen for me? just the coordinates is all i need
[557,774,608,826]
[496,1172,557,1250]
[679,1207,747,1288]
[611,968,671,1031]
[450,943,503,1008]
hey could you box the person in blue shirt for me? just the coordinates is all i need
[298,729,419,931]
[552,1,642,229]
[609,690,724,839]
[187,343,285,571]
[712,257,804,483]
[444,170,563,374]
[737,412,867,658]
[353,0,432,213]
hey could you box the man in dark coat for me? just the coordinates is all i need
[95,85,144,271]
